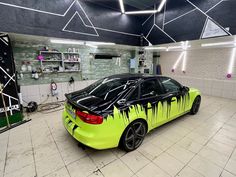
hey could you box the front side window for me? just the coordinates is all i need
[140,79,162,99]
[160,77,181,93]
[128,87,139,101]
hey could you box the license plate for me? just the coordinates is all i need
[66,103,76,119]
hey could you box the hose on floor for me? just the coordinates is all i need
[37,101,65,114]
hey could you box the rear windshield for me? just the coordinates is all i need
[84,78,128,101]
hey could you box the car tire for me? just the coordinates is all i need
[190,96,201,115]
[120,120,147,152]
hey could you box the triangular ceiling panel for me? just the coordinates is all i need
[63,12,98,36]
[201,18,229,39]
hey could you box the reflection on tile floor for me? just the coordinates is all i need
[0,95,236,177]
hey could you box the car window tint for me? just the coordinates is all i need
[160,78,181,93]
[88,78,127,101]
[128,87,139,101]
[141,79,161,98]
[105,85,125,101]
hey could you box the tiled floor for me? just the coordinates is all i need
[1,95,236,177]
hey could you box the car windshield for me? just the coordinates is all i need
[83,78,128,101]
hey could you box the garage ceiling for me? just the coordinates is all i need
[84,0,162,11]
[124,0,159,10]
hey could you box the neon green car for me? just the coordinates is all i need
[63,74,201,151]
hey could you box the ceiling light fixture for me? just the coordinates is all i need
[86,43,98,48]
[50,39,84,45]
[145,47,167,50]
[125,10,158,15]
[201,41,236,47]
[119,0,125,14]
[157,0,167,12]
[88,42,116,45]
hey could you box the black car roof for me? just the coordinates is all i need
[106,73,164,80]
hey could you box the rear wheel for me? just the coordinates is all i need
[190,96,201,115]
[120,120,147,152]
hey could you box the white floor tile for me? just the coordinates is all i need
[166,144,195,164]
[153,152,185,177]
[120,150,150,173]
[101,159,133,177]
[136,163,170,177]
[44,167,70,177]
[177,166,204,177]
[137,142,163,160]
[35,153,64,177]
[225,158,236,176]
[67,156,97,177]
[88,150,117,168]
[188,155,223,177]
[198,147,230,167]
[4,163,35,177]
[221,170,236,177]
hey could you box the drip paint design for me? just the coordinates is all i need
[115,91,190,123]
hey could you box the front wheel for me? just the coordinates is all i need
[190,96,201,115]
[120,120,147,152]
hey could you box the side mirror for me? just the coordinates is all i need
[182,86,189,92]
[117,99,126,106]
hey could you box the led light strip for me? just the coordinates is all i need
[86,44,98,48]
[145,47,167,50]
[201,41,236,47]
[119,0,125,14]
[172,52,185,72]
[227,47,236,78]
[50,39,115,48]
[171,41,189,73]
[182,51,187,73]
[120,0,167,15]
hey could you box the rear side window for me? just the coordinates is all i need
[159,77,181,93]
[88,78,127,101]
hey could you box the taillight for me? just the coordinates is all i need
[76,110,103,124]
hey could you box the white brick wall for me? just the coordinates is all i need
[159,48,236,99]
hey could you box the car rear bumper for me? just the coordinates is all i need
[62,110,120,150]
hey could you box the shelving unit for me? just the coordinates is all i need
[39,51,81,73]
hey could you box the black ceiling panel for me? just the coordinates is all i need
[164,10,206,42]
[147,25,174,45]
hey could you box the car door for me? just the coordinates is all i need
[126,78,165,128]
[158,77,186,119]
[139,78,166,127]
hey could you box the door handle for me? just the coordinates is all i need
[171,98,176,102]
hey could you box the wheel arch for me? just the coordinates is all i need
[118,118,148,148]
